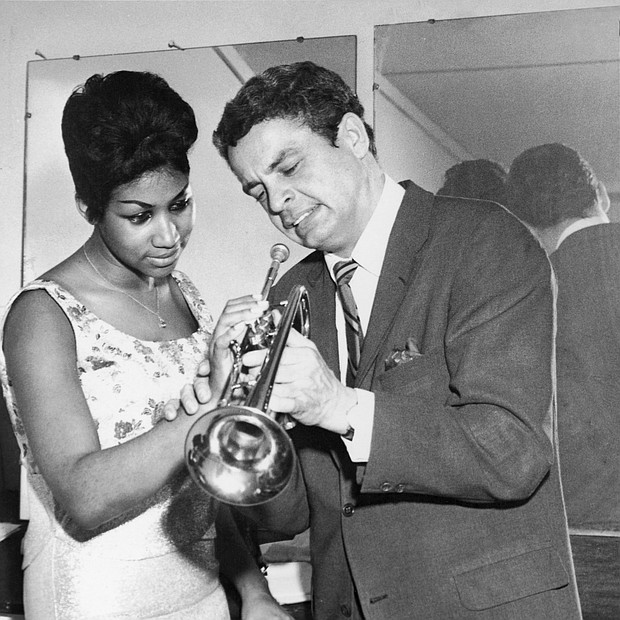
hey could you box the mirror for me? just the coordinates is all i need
[373,6,620,556]
[373,6,620,218]
[24,36,356,316]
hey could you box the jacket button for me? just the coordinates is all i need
[381,482,392,492]
[340,603,352,617]
[395,483,405,493]
[342,503,355,517]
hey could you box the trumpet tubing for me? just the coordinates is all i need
[185,245,309,506]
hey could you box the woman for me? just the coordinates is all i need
[0,70,290,619]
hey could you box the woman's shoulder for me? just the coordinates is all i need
[10,277,83,316]
[172,270,213,327]
[40,249,92,292]
[2,282,78,369]
[5,274,77,317]
[2,251,89,346]
[4,279,71,323]
[171,269,199,293]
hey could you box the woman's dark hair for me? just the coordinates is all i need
[213,61,376,161]
[61,70,198,223]
[506,143,599,228]
[437,159,508,204]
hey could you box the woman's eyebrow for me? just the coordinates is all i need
[117,183,190,207]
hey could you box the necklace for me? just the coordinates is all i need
[82,245,167,328]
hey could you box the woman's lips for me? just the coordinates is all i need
[148,248,181,267]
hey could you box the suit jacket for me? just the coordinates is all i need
[550,224,620,531]
[249,182,581,619]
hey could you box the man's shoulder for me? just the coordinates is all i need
[399,179,514,228]
[282,250,323,276]
[430,193,529,241]
[552,223,620,267]
[433,193,507,219]
[556,222,620,249]
[272,250,324,296]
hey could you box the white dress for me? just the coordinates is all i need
[0,272,230,619]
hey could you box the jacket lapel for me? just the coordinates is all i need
[303,256,341,377]
[357,181,435,385]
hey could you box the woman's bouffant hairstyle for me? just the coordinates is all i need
[506,143,600,228]
[61,71,198,223]
[437,159,508,205]
[213,61,376,161]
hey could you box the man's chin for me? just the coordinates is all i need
[297,231,325,252]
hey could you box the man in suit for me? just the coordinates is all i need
[507,143,619,617]
[189,62,581,618]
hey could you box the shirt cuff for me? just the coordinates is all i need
[341,388,374,462]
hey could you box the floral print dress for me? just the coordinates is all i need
[0,272,231,619]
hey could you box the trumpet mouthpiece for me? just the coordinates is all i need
[270,243,290,264]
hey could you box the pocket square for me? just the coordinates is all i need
[385,337,422,370]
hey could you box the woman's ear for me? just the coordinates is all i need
[75,197,91,223]
[338,112,370,159]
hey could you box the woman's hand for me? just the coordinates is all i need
[241,590,294,620]
[208,294,268,403]
[163,295,268,420]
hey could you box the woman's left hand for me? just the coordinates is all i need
[162,295,268,421]
[208,294,268,403]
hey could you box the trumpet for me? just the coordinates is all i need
[185,244,309,506]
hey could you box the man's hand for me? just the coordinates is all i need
[243,328,357,435]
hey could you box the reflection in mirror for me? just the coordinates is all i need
[24,36,356,316]
[374,8,620,615]
[374,7,619,218]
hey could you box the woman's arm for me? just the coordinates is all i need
[2,289,262,531]
[216,504,292,620]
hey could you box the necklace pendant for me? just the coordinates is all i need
[159,317,167,328]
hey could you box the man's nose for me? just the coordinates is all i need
[269,185,294,214]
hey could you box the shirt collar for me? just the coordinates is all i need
[325,174,405,278]
[557,214,609,248]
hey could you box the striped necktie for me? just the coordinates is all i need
[334,260,363,386]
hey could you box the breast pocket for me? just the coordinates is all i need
[377,347,446,395]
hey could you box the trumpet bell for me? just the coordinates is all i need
[184,245,307,506]
[185,404,296,506]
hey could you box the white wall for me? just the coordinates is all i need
[1,0,613,310]
[374,77,472,193]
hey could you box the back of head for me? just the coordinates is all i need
[61,70,198,223]
[213,60,376,161]
[506,143,600,228]
[437,159,508,204]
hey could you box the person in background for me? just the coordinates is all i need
[179,61,581,619]
[0,70,291,620]
[436,158,508,204]
[506,142,619,617]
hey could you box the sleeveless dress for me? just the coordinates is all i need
[0,272,231,619]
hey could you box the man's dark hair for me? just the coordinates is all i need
[213,61,376,161]
[62,70,198,223]
[437,159,508,204]
[506,143,600,228]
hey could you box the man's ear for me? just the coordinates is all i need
[338,112,370,159]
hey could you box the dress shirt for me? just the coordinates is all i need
[324,174,405,462]
[556,214,609,249]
